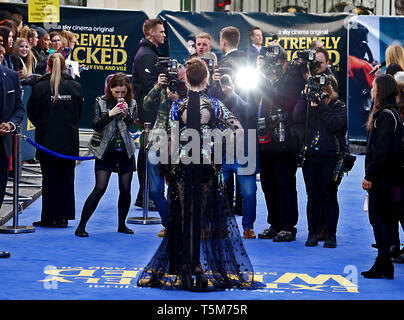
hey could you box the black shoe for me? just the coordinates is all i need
[75,226,88,237]
[362,257,394,279]
[392,253,404,264]
[258,227,278,239]
[324,233,337,248]
[305,234,318,247]
[273,230,296,242]
[118,225,134,234]
[134,199,143,208]
[0,251,10,258]
[134,200,158,211]
[33,220,67,228]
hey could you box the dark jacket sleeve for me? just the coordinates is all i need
[365,111,398,182]
[136,54,158,97]
[9,72,25,128]
[317,100,347,133]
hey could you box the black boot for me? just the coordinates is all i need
[305,234,318,247]
[361,257,394,279]
[118,225,134,234]
[323,232,337,248]
[75,223,88,237]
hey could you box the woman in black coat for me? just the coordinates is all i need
[293,79,347,248]
[362,74,403,279]
[27,53,83,228]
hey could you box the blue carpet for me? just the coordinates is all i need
[0,155,403,300]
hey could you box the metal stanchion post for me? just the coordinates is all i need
[127,122,161,225]
[0,126,35,233]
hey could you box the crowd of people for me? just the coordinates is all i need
[0,10,79,81]
[0,10,402,289]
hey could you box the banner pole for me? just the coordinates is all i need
[127,122,161,225]
[0,126,35,234]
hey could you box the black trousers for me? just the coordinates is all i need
[136,138,146,204]
[368,177,397,258]
[0,142,9,208]
[259,151,298,232]
[302,155,339,236]
[39,155,76,222]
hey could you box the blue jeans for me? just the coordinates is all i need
[147,150,167,226]
[222,162,257,230]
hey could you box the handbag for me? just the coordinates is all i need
[89,131,103,147]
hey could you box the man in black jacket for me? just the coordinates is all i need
[0,64,25,258]
[132,19,165,210]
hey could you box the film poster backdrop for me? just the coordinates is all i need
[0,3,148,129]
[158,11,348,100]
[348,15,404,143]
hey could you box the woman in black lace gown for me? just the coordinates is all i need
[137,57,262,291]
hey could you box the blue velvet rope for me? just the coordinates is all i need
[23,131,143,161]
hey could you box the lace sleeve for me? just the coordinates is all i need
[212,97,243,131]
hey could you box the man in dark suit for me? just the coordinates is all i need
[216,26,258,237]
[0,64,25,258]
[246,27,263,67]
[218,26,245,83]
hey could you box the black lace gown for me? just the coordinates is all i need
[137,92,262,291]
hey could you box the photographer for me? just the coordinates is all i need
[142,63,187,237]
[256,45,306,242]
[132,18,166,210]
[293,74,347,248]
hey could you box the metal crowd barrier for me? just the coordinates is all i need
[127,122,162,225]
[0,126,35,234]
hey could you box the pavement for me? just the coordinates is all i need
[0,130,93,227]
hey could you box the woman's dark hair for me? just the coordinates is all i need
[366,74,398,131]
[185,57,208,87]
[0,25,12,53]
[386,63,403,76]
[104,72,133,104]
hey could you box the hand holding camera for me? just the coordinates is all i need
[157,73,168,88]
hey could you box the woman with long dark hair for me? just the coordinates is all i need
[27,53,83,228]
[362,74,403,279]
[75,73,137,237]
[137,57,262,291]
[0,25,14,69]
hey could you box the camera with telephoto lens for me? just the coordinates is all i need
[268,108,287,143]
[293,49,319,75]
[156,57,187,98]
[332,152,357,182]
[306,74,330,102]
[257,117,270,144]
[259,45,283,75]
[258,108,287,144]
[217,67,233,87]
[202,57,215,76]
